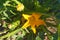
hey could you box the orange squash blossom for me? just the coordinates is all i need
[21,13,45,34]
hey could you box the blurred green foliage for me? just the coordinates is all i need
[0,0,60,40]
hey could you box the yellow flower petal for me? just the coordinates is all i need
[31,25,36,34]
[22,14,31,20]
[21,21,30,29]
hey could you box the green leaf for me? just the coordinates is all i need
[58,24,60,40]
[36,36,41,40]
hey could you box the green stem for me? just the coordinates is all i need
[0,28,22,39]
[12,0,21,4]
[3,0,10,6]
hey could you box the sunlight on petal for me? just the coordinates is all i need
[21,21,30,29]
[31,26,36,34]
[22,14,31,20]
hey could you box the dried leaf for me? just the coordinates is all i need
[47,27,57,34]
[46,17,57,25]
